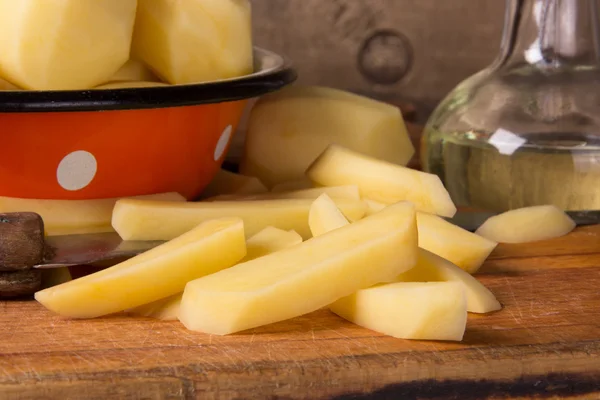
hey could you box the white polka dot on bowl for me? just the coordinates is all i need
[57,150,97,191]
[214,125,233,161]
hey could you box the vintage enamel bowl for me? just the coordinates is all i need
[0,47,296,200]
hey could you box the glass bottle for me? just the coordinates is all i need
[422,0,600,213]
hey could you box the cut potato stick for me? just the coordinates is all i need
[330,282,467,341]
[208,185,360,202]
[178,202,418,335]
[309,194,350,237]
[417,212,497,274]
[307,145,457,217]
[127,293,182,321]
[312,198,489,334]
[201,169,268,198]
[475,205,576,243]
[0,192,185,236]
[397,250,502,314]
[35,218,246,319]
[364,198,387,216]
[112,198,367,241]
[128,226,303,321]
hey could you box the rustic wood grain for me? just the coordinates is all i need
[0,270,41,298]
[1,226,600,399]
[251,0,504,119]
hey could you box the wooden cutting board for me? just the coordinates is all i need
[1,226,600,400]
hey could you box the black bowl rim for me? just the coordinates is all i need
[0,47,297,113]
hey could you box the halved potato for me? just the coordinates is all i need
[35,218,246,319]
[178,202,418,335]
[476,205,576,243]
[307,145,457,217]
[0,0,138,90]
[0,192,185,236]
[112,198,367,240]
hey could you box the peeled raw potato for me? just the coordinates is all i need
[240,85,415,187]
[0,0,138,90]
[397,250,501,314]
[35,218,246,319]
[307,145,457,217]
[209,186,360,202]
[0,77,19,91]
[417,212,497,274]
[178,202,418,335]
[95,81,168,89]
[112,198,367,240]
[132,0,254,85]
[271,179,315,193]
[128,226,302,320]
[309,194,350,237]
[476,205,576,244]
[330,282,467,341]
[202,169,268,198]
[108,59,159,83]
[0,192,185,236]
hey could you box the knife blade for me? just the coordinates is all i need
[445,210,600,232]
[38,232,165,269]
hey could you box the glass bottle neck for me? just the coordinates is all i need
[496,0,600,69]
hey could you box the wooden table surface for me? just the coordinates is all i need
[1,225,600,399]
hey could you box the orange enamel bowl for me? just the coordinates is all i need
[0,48,296,200]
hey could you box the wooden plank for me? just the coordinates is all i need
[1,226,599,399]
[251,0,504,118]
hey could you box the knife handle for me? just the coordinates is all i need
[0,269,42,298]
[0,212,46,272]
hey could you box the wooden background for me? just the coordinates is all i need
[250,0,505,121]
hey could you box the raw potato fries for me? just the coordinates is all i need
[307,145,457,217]
[330,282,468,342]
[128,226,303,320]
[0,192,185,236]
[309,194,350,237]
[178,202,418,335]
[417,212,497,274]
[397,250,502,314]
[112,198,366,240]
[35,218,246,318]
